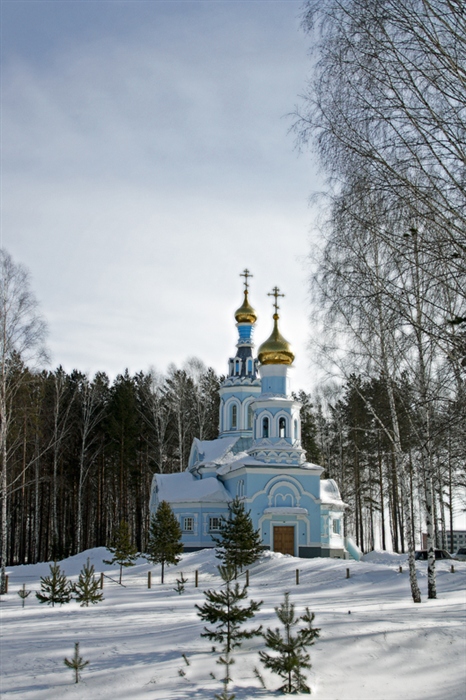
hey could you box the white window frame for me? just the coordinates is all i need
[182,516,194,532]
[209,516,222,532]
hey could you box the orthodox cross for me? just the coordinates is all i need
[268,286,285,314]
[240,268,253,291]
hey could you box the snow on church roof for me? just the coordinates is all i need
[153,472,231,504]
[189,436,247,469]
[320,479,345,506]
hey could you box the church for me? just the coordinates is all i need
[150,271,352,559]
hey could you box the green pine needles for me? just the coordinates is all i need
[36,562,72,606]
[74,558,104,606]
[104,520,138,584]
[214,497,264,578]
[196,564,262,654]
[147,500,183,583]
[64,642,89,684]
[259,592,320,694]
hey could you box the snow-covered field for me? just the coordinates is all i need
[1,548,465,699]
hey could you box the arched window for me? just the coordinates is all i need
[235,359,241,375]
[262,416,269,438]
[237,479,245,497]
[231,404,237,429]
[294,419,298,440]
[279,417,286,438]
[247,358,253,375]
[247,404,254,429]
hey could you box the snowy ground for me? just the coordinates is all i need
[1,548,465,699]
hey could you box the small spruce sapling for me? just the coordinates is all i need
[18,583,31,608]
[215,652,236,700]
[196,564,262,653]
[174,572,188,594]
[259,592,320,694]
[36,562,72,606]
[74,558,104,606]
[64,642,89,684]
[146,500,183,584]
[214,497,264,578]
[103,520,138,584]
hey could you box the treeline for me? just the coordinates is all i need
[312,376,464,555]
[6,359,220,565]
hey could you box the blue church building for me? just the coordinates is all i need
[150,272,350,559]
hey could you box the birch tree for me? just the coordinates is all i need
[0,249,48,593]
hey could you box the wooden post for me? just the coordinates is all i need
[246,570,249,586]
[398,566,403,573]
[296,569,300,585]
[5,575,8,593]
[100,572,104,589]
[195,570,198,588]
[346,568,350,579]
[148,571,152,589]
[450,564,455,574]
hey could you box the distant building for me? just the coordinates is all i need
[150,272,353,559]
[422,531,466,552]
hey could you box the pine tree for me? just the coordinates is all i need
[215,652,236,700]
[259,592,320,694]
[196,564,262,653]
[104,520,138,584]
[64,642,89,684]
[214,498,264,578]
[74,558,104,606]
[17,583,31,608]
[36,562,72,606]
[146,500,183,584]
[174,572,188,594]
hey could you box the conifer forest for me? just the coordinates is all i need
[2,357,464,568]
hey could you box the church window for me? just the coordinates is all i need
[182,517,194,532]
[231,404,237,429]
[237,479,245,497]
[247,358,253,374]
[262,417,269,438]
[333,519,341,534]
[247,403,254,429]
[294,420,298,440]
[209,516,221,532]
[279,417,286,438]
[235,359,241,375]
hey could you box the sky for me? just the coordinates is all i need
[1,0,324,392]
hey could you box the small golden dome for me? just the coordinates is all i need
[235,290,257,324]
[258,314,294,365]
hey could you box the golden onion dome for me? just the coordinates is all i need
[258,314,294,365]
[234,290,257,324]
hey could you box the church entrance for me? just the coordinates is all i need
[273,526,295,556]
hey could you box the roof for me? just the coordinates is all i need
[320,478,345,506]
[153,472,231,504]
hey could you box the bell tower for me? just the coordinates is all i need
[248,287,306,466]
[218,270,261,438]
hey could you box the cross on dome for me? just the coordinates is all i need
[240,268,253,291]
[235,269,257,325]
[267,286,285,316]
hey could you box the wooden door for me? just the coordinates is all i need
[273,526,295,555]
